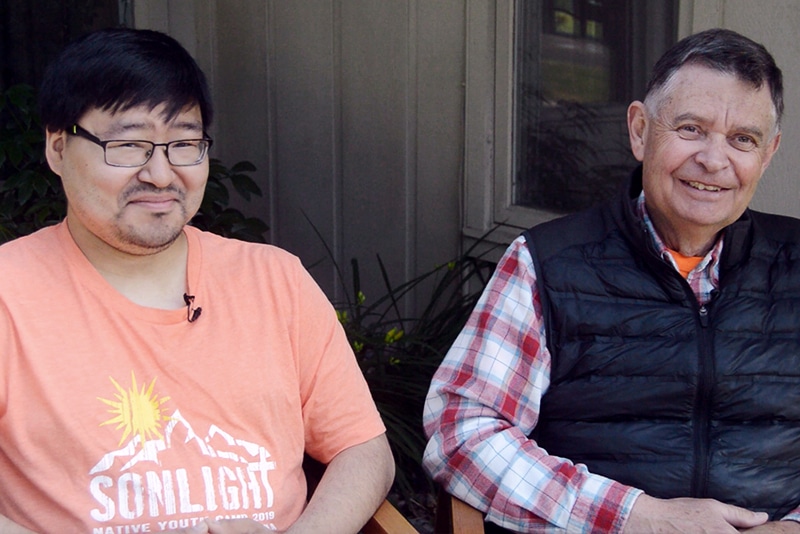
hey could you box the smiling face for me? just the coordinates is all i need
[628,63,781,254]
[46,104,208,257]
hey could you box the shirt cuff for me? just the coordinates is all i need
[781,508,800,523]
[566,477,642,533]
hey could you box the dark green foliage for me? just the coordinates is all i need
[0,84,268,244]
[306,214,499,501]
[191,159,269,243]
[0,84,65,242]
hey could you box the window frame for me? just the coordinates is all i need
[463,0,531,256]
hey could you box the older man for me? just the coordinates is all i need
[424,28,800,533]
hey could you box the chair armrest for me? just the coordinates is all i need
[450,494,485,533]
[362,499,419,534]
[434,488,485,533]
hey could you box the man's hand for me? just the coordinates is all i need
[624,494,769,533]
[160,522,208,534]
[163,519,270,534]
[739,521,800,532]
[203,519,270,533]
[0,515,36,533]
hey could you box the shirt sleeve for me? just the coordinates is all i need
[294,261,386,463]
[422,236,641,533]
[780,508,800,523]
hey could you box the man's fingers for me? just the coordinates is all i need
[163,521,209,534]
[720,504,769,528]
[205,518,270,533]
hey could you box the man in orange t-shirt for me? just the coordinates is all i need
[0,28,393,533]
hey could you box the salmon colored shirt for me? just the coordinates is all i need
[0,222,385,533]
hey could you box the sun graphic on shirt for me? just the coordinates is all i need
[98,372,172,447]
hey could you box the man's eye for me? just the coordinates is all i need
[171,141,198,149]
[112,141,147,149]
[731,135,757,151]
[677,125,701,138]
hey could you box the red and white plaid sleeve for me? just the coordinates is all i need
[422,236,641,533]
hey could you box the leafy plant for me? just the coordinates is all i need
[191,159,269,243]
[0,84,268,244]
[0,84,64,242]
[306,214,499,512]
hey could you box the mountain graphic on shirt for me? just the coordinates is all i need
[87,409,279,523]
[90,409,275,475]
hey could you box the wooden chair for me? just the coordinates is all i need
[362,482,487,533]
[434,489,486,533]
[303,455,488,532]
[364,488,486,534]
[362,499,420,534]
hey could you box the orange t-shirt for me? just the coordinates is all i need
[667,248,704,278]
[0,222,385,533]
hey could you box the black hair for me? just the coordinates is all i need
[38,27,213,132]
[646,28,783,126]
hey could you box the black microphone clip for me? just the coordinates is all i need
[183,293,202,323]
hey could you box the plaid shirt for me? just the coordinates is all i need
[422,195,800,532]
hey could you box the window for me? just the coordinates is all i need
[463,0,677,249]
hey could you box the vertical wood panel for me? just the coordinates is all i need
[140,0,467,304]
[687,0,800,219]
[266,2,340,294]
[133,1,169,32]
[213,2,270,230]
[722,0,800,219]
[688,0,724,29]
[415,1,464,273]
[463,0,498,235]
[339,1,412,301]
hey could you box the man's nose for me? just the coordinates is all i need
[694,134,731,173]
[136,146,174,187]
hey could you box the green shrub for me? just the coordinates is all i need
[307,215,499,503]
[0,84,64,241]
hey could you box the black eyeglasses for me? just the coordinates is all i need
[69,124,213,167]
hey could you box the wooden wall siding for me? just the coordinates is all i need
[136,0,465,305]
[338,0,417,301]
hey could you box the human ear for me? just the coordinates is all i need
[44,129,66,176]
[627,101,648,162]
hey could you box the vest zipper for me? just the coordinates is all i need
[698,305,710,327]
[691,303,713,497]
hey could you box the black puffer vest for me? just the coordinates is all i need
[525,168,800,519]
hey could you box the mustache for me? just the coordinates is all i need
[121,184,185,202]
